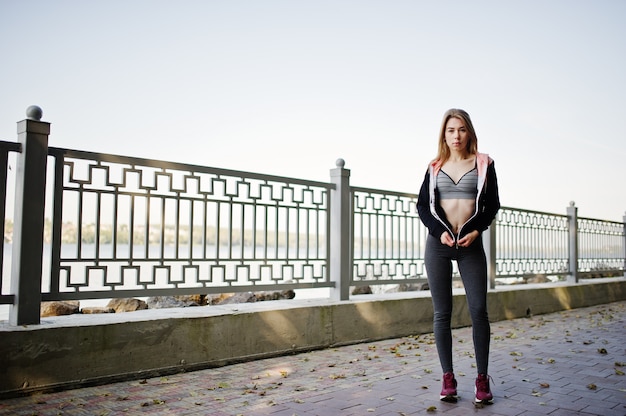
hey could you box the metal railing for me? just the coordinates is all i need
[351,187,426,287]
[2,107,625,325]
[48,148,333,299]
[495,207,569,278]
[578,216,625,275]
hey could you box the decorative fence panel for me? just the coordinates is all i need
[577,217,625,276]
[46,149,333,301]
[494,208,569,279]
[351,187,426,288]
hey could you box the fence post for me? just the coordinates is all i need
[623,211,626,279]
[329,158,351,301]
[8,106,50,326]
[567,201,578,283]
[483,218,497,290]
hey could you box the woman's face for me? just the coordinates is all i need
[444,117,469,153]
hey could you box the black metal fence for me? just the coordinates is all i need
[2,107,624,325]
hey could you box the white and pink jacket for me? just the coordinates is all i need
[416,152,500,243]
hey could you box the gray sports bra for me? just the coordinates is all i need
[437,168,478,200]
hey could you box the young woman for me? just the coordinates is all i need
[416,108,500,404]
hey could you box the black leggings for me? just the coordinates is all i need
[424,234,490,375]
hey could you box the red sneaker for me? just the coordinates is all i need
[440,372,458,402]
[475,374,494,404]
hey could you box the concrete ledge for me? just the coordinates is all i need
[1,278,625,398]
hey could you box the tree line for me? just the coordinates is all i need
[4,219,316,247]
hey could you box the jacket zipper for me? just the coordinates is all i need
[430,158,486,249]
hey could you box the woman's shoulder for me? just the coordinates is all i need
[429,158,443,168]
[476,152,495,164]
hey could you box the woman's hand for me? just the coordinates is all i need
[457,230,479,247]
[440,231,455,247]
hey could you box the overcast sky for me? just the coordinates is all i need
[1,0,625,221]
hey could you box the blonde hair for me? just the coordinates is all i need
[435,108,478,163]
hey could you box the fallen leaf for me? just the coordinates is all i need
[587,383,597,390]
[539,383,550,388]
[426,405,437,412]
[598,348,608,354]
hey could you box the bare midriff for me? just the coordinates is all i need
[440,198,475,235]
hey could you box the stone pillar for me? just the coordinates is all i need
[329,159,351,301]
[9,106,50,325]
[567,201,578,283]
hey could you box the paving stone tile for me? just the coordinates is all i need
[1,300,625,416]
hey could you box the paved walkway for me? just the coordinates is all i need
[1,301,625,416]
